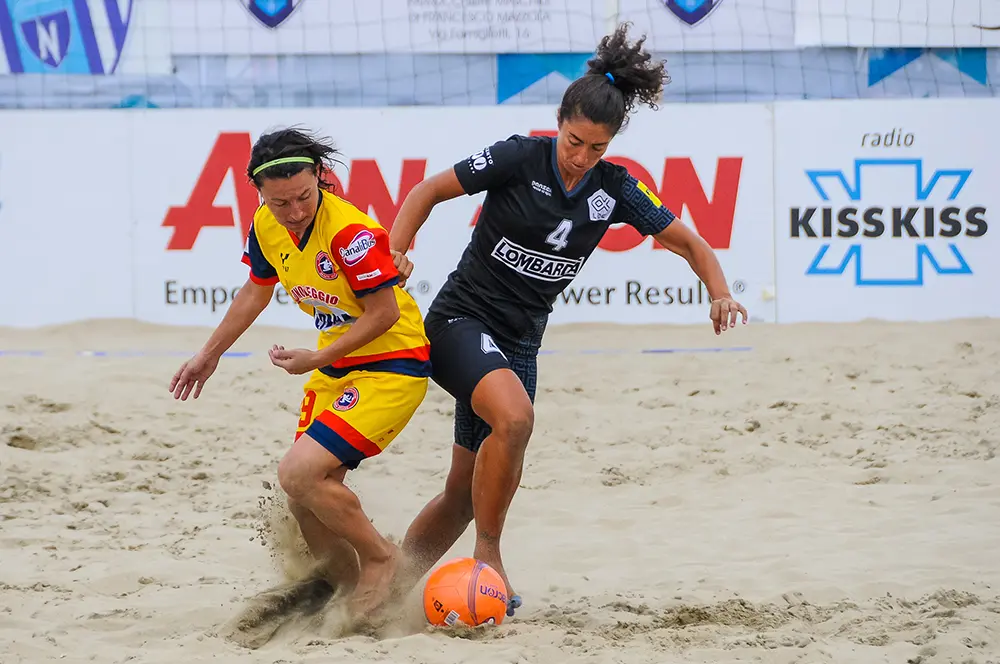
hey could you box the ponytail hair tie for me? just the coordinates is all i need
[605,72,615,83]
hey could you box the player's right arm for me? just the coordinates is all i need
[169,224,276,400]
[389,135,530,257]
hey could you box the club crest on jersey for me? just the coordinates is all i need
[333,386,360,411]
[340,229,376,267]
[5,0,135,74]
[587,189,616,222]
[240,0,303,29]
[315,251,338,280]
[662,0,722,27]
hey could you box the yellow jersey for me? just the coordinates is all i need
[241,190,430,379]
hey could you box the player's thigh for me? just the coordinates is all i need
[425,315,532,440]
[424,314,513,405]
[296,370,428,470]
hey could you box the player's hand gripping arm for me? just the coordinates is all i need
[268,287,400,375]
[653,222,748,335]
[389,168,467,258]
[169,279,273,400]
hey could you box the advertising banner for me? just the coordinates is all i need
[618,0,796,52]
[773,98,1000,323]
[0,111,133,328]
[793,0,1000,48]
[0,0,172,75]
[135,104,775,331]
[137,0,611,55]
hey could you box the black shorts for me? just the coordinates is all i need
[424,311,547,453]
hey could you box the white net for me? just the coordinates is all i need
[0,0,995,109]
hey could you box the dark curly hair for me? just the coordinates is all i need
[557,22,670,135]
[246,126,342,190]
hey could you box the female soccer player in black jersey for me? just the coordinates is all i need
[388,23,748,615]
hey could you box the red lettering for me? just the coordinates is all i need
[163,133,427,251]
[598,156,741,252]
[328,159,426,236]
[526,129,740,251]
[657,157,741,251]
[162,133,258,251]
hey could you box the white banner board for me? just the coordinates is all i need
[0,111,133,327]
[0,103,776,329]
[136,0,611,55]
[618,0,796,52]
[773,98,1000,323]
[794,0,1000,47]
[137,105,775,330]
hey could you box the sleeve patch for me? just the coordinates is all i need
[331,223,399,295]
[621,175,676,237]
[636,179,663,208]
[453,135,529,195]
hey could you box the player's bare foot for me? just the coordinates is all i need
[350,542,400,617]
[474,547,515,603]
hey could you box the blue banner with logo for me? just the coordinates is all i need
[0,0,132,74]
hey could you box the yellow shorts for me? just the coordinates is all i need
[295,370,428,469]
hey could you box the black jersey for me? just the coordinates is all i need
[428,134,677,347]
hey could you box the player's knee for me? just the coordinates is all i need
[491,406,534,450]
[277,451,315,503]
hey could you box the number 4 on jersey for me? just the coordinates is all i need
[545,219,573,252]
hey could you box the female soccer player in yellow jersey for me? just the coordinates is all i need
[168,127,431,616]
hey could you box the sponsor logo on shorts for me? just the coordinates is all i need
[491,237,585,282]
[356,268,382,281]
[340,230,376,266]
[480,333,507,360]
[315,251,338,280]
[333,386,360,411]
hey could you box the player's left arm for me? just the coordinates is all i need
[312,224,401,366]
[620,175,747,334]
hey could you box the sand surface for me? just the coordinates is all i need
[1,318,999,664]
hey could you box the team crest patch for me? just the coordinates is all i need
[587,189,616,222]
[240,0,303,29]
[315,251,338,280]
[4,0,135,74]
[333,387,359,411]
[662,0,723,27]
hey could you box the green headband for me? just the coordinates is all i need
[252,156,315,177]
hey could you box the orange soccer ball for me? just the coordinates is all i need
[423,557,508,627]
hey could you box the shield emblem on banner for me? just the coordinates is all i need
[663,0,722,27]
[19,10,71,68]
[4,0,135,74]
[242,0,303,29]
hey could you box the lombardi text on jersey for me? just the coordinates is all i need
[491,237,586,282]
